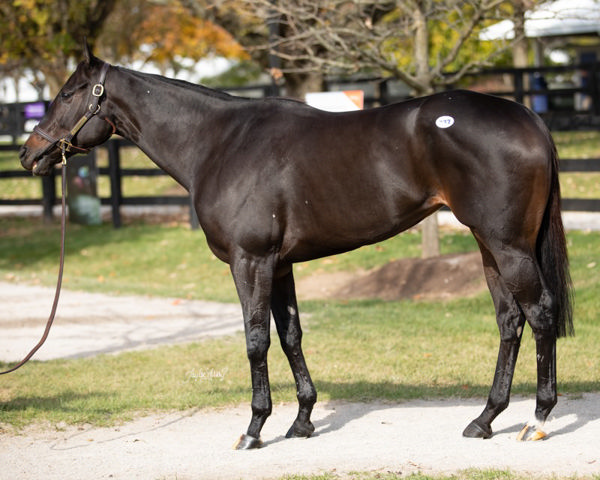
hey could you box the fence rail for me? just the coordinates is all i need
[1,138,599,228]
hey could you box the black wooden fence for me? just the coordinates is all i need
[2,139,599,228]
[100,139,198,229]
[2,62,600,227]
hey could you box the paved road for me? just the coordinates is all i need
[0,282,243,362]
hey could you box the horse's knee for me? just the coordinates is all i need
[246,325,271,362]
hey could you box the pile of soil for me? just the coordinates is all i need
[297,252,487,301]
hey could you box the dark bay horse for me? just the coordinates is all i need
[20,46,573,449]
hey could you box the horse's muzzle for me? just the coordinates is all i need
[19,145,34,170]
[19,142,59,176]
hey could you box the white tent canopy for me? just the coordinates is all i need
[480,0,600,40]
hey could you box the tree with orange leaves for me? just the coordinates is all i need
[128,2,248,75]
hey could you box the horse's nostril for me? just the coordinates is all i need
[19,146,33,170]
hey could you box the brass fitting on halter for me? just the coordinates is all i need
[61,143,68,166]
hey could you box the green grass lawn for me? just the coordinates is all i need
[0,220,598,429]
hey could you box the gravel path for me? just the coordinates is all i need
[1,394,599,479]
[0,282,243,362]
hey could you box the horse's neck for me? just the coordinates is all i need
[107,68,233,191]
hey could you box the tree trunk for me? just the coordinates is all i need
[38,57,70,97]
[512,1,530,106]
[421,213,440,259]
[283,71,324,100]
[413,4,440,258]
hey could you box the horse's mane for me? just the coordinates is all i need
[112,65,313,112]
[115,66,246,102]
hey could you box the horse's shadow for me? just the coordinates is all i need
[493,393,596,438]
[263,384,598,447]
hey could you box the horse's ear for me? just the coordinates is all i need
[83,38,94,64]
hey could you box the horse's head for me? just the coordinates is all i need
[20,43,115,176]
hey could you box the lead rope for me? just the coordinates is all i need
[0,148,68,375]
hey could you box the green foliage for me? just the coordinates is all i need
[380,2,511,76]
[0,0,116,92]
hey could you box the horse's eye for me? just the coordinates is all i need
[60,91,73,99]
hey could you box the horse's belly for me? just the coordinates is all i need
[280,194,438,263]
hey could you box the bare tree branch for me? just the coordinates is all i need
[181,0,529,96]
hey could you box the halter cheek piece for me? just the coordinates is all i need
[33,62,115,163]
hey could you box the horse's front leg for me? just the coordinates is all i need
[271,268,317,439]
[230,253,276,450]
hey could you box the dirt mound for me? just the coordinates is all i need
[297,252,487,301]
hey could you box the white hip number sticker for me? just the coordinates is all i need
[435,115,455,129]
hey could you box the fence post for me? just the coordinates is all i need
[107,139,123,228]
[591,63,600,116]
[379,80,390,106]
[41,168,56,223]
[513,70,524,104]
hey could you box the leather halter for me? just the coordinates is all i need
[33,62,114,157]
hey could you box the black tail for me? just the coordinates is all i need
[537,137,574,338]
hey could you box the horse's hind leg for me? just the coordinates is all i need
[465,237,557,441]
[497,248,558,441]
[271,268,317,438]
[463,242,526,439]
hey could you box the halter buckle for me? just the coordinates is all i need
[92,84,104,97]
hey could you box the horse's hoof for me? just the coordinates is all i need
[516,424,547,441]
[462,420,492,439]
[232,434,263,450]
[285,420,315,439]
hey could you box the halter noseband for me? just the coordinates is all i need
[33,62,115,158]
